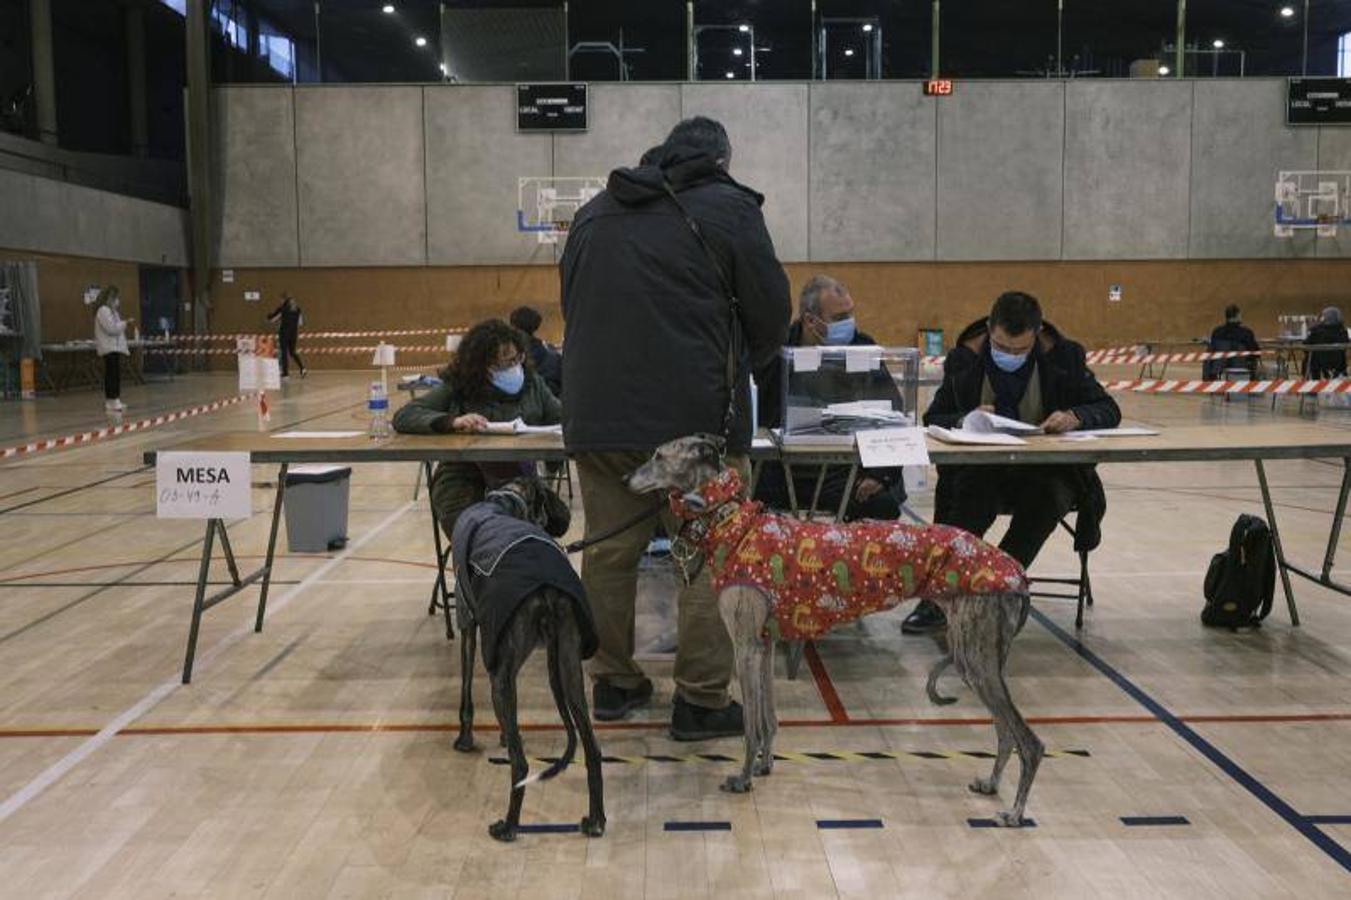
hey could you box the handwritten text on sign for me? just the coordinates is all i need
[156,452,252,519]
[855,427,931,469]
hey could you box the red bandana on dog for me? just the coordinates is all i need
[669,470,1027,642]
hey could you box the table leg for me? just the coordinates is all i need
[1255,460,1300,626]
[836,464,859,523]
[748,460,763,498]
[253,463,288,633]
[182,519,219,683]
[782,461,801,518]
[216,521,243,586]
[807,465,828,519]
[1319,458,1351,582]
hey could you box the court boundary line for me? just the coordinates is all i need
[1030,607,1351,874]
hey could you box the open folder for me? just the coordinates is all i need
[926,409,1040,445]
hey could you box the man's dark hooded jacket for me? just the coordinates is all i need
[923,318,1121,552]
[560,144,790,454]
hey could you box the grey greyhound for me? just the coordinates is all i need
[449,476,606,842]
[627,435,1044,827]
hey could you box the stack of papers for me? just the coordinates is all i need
[926,410,1039,445]
[482,418,562,435]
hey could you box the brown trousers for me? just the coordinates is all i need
[574,451,749,709]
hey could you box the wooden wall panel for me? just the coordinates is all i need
[133,257,1342,370]
[0,248,145,343]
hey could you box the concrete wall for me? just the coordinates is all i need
[0,167,189,266]
[213,79,1344,267]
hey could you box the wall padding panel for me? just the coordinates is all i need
[214,87,299,267]
[937,81,1063,260]
[425,85,555,266]
[1063,81,1192,260]
[1190,79,1318,259]
[810,83,936,262]
[295,86,426,266]
[682,83,810,261]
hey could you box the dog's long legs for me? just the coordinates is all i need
[555,608,606,837]
[453,624,478,752]
[488,668,527,842]
[755,634,777,777]
[718,586,772,793]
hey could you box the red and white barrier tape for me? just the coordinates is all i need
[1088,349,1263,365]
[1101,378,1351,395]
[0,394,250,460]
[169,327,467,342]
[150,344,450,356]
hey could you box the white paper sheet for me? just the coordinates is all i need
[792,347,821,373]
[482,418,562,435]
[856,427,931,467]
[273,430,364,439]
[845,346,880,373]
[926,425,1027,446]
[1074,427,1160,437]
[960,409,1042,435]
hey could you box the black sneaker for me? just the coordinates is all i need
[901,600,947,635]
[670,695,744,741]
[592,678,653,722]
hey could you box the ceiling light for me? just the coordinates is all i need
[1159,65,1170,75]
[415,36,427,47]
[862,23,874,33]
[1280,6,1295,18]
[733,47,743,56]
[382,4,394,13]
[1212,38,1225,49]
[844,48,855,57]
[738,24,750,33]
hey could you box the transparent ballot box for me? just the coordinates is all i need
[779,345,919,445]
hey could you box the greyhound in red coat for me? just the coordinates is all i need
[627,435,1044,826]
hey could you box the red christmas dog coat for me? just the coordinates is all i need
[671,469,1027,642]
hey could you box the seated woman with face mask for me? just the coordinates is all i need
[393,318,562,535]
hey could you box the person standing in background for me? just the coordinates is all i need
[267,292,306,378]
[509,305,563,397]
[93,286,130,413]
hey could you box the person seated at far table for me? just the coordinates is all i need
[510,304,564,397]
[904,291,1121,635]
[1304,306,1348,378]
[1204,304,1260,380]
[393,318,561,535]
[754,274,907,520]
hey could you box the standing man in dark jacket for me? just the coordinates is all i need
[1304,306,1348,377]
[267,292,306,378]
[754,274,907,521]
[560,116,790,738]
[904,291,1121,634]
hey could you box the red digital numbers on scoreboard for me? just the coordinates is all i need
[923,79,954,96]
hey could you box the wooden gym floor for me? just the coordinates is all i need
[0,370,1349,898]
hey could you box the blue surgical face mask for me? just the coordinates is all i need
[823,316,856,345]
[990,347,1030,373]
[491,363,525,395]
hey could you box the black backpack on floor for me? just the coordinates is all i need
[1202,514,1276,628]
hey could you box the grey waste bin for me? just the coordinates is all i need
[284,465,352,552]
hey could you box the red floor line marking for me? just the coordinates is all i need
[1,711,1344,740]
[803,643,849,724]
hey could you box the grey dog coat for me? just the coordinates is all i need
[450,500,596,674]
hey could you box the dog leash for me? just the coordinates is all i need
[561,501,665,555]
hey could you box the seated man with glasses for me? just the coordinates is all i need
[904,291,1120,634]
[393,317,561,535]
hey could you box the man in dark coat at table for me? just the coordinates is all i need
[1304,306,1348,378]
[906,291,1121,634]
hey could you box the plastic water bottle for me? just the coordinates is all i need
[367,381,390,439]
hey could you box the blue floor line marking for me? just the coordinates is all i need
[817,819,884,830]
[1121,816,1191,826]
[1306,816,1351,825]
[1030,608,1351,874]
[515,823,580,834]
[968,817,1036,828]
[664,821,731,832]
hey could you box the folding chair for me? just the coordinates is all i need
[422,461,455,640]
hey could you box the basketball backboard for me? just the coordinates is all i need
[1274,170,1351,237]
[517,176,605,244]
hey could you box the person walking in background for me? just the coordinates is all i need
[267,292,306,378]
[93,286,131,413]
